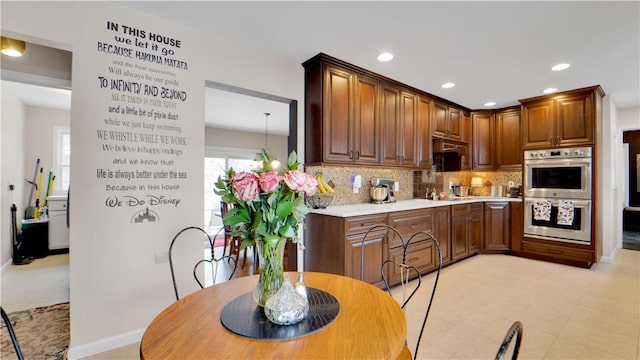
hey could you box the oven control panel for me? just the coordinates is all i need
[525,147,592,160]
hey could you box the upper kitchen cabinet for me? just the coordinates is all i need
[520,86,604,149]
[417,96,434,169]
[379,82,401,167]
[433,102,463,141]
[303,53,445,169]
[495,106,522,170]
[471,111,495,171]
[303,58,380,166]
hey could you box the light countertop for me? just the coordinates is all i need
[309,197,521,217]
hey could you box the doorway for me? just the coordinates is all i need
[623,130,640,251]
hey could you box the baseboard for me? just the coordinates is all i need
[66,328,144,360]
[599,246,618,264]
[1,259,12,273]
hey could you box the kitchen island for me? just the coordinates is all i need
[304,197,521,286]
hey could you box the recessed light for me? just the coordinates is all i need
[377,52,393,62]
[543,88,558,94]
[551,63,570,71]
[484,102,496,107]
[441,82,455,89]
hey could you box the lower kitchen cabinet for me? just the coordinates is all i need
[387,209,437,284]
[304,213,388,287]
[434,206,451,265]
[510,201,523,251]
[483,201,511,252]
[451,203,483,261]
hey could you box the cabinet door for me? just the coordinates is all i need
[451,216,468,261]
[353,75,379,165]
[462,113,472,143]
[387,240,437,285]
[484,202,510,252]
[433,102,448,138]
[522,99,555,149]
[380,83,401,166]
[434,206,451,265]
[448,107,462,140]
[388,209,434,249]
[417,96,433,168]
[557,92,594,146]
[400,91,418,167]
[345,231,386,287]
[496,109,522,170]
[510,202,523,251]
[472,112,495,170]
[468,211,483,254]
[323,65,354,162]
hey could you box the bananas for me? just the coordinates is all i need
[315,172,335,194]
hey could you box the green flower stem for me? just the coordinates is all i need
[255,238,286,306]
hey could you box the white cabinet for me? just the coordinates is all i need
[47,195,69,250]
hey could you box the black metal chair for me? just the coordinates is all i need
[169,226,238,300]
[1,306,25,360]
[495,321,523,360]
[360,225,443,360]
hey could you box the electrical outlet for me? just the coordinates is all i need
[508,181,515,188]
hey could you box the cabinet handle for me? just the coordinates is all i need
[355,151,360,160]
[349,150,354,159]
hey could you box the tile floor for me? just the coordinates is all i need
[2,250,639,359]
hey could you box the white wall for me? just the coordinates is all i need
[1,2,304,358]
[0,89,26,268]
[24,106,70,200]
[204,127,288,164]
[599,96,617,260]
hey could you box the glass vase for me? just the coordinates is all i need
[252,238,286,307]
[264,275,309,325]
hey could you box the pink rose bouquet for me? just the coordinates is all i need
[215,150,318,249]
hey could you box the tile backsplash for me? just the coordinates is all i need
[305,166,414,205]
[414,169,523,198]
[306,165,522,206]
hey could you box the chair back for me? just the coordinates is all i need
[360,225,443,360]
[495,321,523,360]
[1,306,25,360]
[168,226,238,300]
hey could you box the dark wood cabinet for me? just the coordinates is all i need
[304,61,380,165]
[495,107,522,170]
[434,206,451,265]
[304,54,448,169]
[510,201,523,252]
[483,201,511,252]
[387,209,437,284]
[433,102,463,141]
[304,213,388,287]
[520,86,603,149]
[471,111,495,170]
[451,203,483,261]
[460,113,472,170]
[380,83,401,167]
[417,96,433,169]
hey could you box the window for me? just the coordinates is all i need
[204,146,258,232]
[53,126,70,194]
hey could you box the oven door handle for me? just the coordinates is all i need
[525,199,591,207]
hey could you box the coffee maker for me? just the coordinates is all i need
[370,178,396,204]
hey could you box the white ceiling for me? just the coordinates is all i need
[119,1,640,111]
[2,80,71,110]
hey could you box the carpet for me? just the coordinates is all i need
[1,302,69,360]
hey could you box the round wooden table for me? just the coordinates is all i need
[141,272,406,359]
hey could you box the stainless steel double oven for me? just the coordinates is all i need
[523,147,592,244]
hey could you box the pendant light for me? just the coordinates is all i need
[1,37,26,57]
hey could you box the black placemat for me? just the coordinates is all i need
[220,287,340,340]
